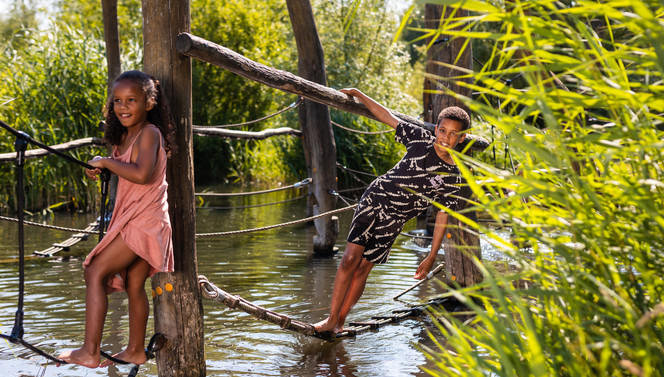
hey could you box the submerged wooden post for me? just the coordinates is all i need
[142,0,206,375]
[286,0,339,255]
[424,4,483,287]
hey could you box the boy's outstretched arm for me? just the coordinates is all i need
[340,88,400,129]
[414,210,448,279]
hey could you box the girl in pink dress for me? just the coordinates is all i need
[58,71,175,368]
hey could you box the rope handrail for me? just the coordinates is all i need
[196,178,311,197]
[1,199,352,238]
[196,204,357,237]
[336,162,379,178]
[194,98,302,128]
[197,195,306,211]
[0,215,99,234]
[331,120,395,135]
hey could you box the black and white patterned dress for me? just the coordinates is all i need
[347,121,463,264]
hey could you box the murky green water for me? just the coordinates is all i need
[0,185,509,377]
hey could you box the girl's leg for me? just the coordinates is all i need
[313,242,365,333]
[58,235,139,368]
[100,257,150,367]
[334,258,375,332]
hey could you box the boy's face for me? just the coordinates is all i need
[434,118,466,151]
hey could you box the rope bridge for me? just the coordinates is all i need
[198,275,455,342]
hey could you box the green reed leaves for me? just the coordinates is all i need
[413,1,664,376]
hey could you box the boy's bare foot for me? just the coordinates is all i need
[313,317,340,333]
[57,348,100,368]
[99,348,147,368]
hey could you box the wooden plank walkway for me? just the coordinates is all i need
[33,221,98,257]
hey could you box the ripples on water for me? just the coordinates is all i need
[0,187,511,376]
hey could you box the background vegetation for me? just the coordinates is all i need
[0,0,420,213]
[408,1,664,376]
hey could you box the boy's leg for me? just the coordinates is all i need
[58,235,139,368]
[100,257,150,367]
[335,258,375,331]
[313,242,365,332]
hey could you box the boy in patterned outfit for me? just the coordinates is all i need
[314,88,469,333]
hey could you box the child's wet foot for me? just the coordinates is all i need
[99,349,147,368]
[57,348,100,368]
[313,317,339,333]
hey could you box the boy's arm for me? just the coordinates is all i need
[340,88,400,129]
[414,210,448,279]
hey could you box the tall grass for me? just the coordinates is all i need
[0,23,140,214]
[405,1,664,376]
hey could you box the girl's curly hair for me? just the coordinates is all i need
[102,70,176,156]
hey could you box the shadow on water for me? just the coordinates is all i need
[0,183,512,376]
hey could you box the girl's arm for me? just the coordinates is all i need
[340,88,400,129]
[414,210,448,279]
[88,126,160,184]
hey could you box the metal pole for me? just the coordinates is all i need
[10,131,29,342]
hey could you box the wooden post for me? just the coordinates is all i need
[101,0,122,89]
[423,4,482,288]
[142,1,206,376]
[101,0,122,211]
[286,0,339,255]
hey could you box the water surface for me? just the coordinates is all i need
[0,185,508,376]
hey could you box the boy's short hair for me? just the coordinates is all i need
[437,106,471,131]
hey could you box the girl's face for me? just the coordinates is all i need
[111,80,154,130]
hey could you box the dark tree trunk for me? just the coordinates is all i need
[423,4,482,288]
[286,0,339,255]
[142,0,206,375]
[101,0,122,91]
[100,0,122,208]
[423,4,474,119]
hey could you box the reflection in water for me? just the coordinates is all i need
[0,185,510,376]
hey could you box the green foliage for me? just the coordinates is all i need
[0,22,140,213]
[317,0,421,186]
[405,1,664,376]
[54,0,143,53]
[190,0,422,185]
[190,0,298,183]
[0,0,39,49]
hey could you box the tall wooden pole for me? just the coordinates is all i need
[423,4,482,287]
[100,0,121,212]
[142,0,206,375]
[101,0,122,90]
[286,0,339,255]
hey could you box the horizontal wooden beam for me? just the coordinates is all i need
[0,137,104,162]
[192,126,301,139]
[176,32,489,152]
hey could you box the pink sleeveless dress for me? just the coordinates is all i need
[83,124,174,293]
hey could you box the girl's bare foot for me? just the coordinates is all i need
[99,348,147,368]
[57,348,100,368]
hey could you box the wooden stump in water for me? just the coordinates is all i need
[443,189,483,287]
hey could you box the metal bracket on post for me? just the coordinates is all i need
[11,131,29,342]
[98,168,111,243]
